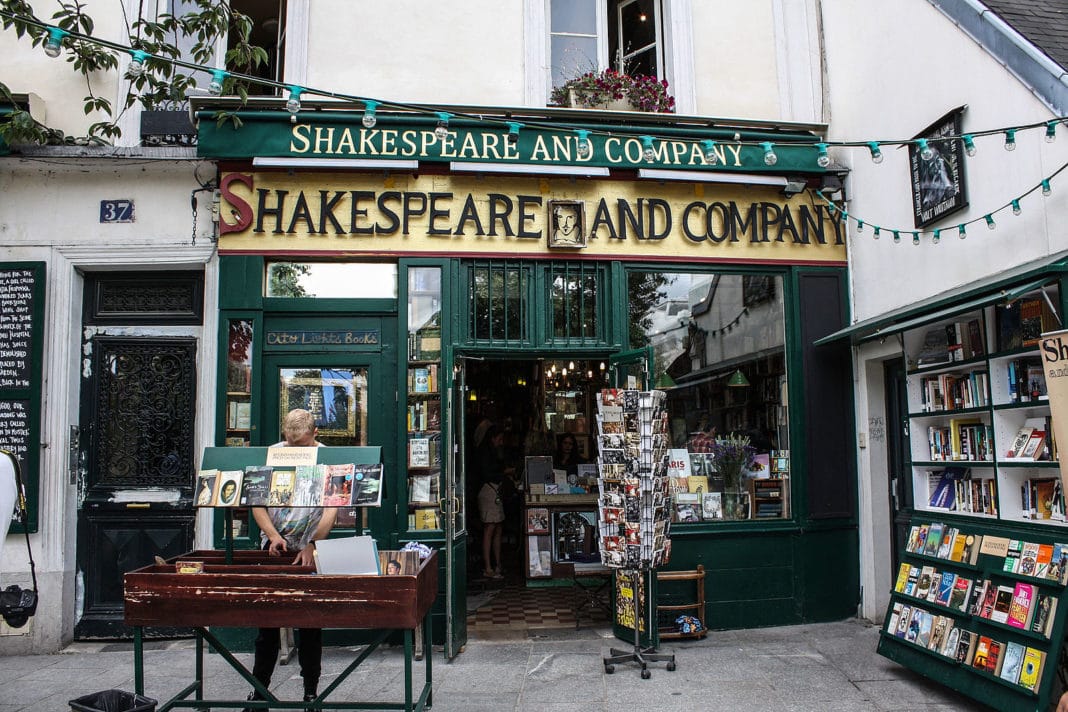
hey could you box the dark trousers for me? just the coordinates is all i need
[252,627,322,695]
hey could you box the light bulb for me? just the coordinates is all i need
[761,142,777,166]
[962,134,977,157]
[985,214,996,230]
[892,230,901,243]
[285,86,303,114]
[1012,199,1022,215]
[701,140,718,165]
[917,139,934,161]
[856,220,864,233]
[1004,129,1016,151]
[43,28,67,58]
[958,224,967,239]
[435,112,451,140]
[208,69,227,96]
[912,232,920,245]
[932,229,941,244]
[641,136,655,162]
[867,142,883,164]
[362,100,378,128]
[599,362,606,370]
[575,130,591,158]
[128,50,149,77]
[873,227,880,240]
[1047,121,1058,143]
[1043,179,1052,196]
[507,122,522,146]
[816,143,830,168]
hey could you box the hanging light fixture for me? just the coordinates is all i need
[761,142,777,166]
[435,112,452,139]
[43,27,68,57]
[962,134,977,156]
[285,86,303,114]
[362,100,379,128]
[506,122,523,145]
[575,129,592,158]
[208,69,228,96]
[916,139,934,161]
[815,143,830,168]
[641,135,656,162]
[867,142,883,164]
[727,370,750,387]
[128,49,149,76]
[1004,129,1017,151]
[701,140,719,165]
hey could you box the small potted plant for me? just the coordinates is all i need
[550,68,675,113]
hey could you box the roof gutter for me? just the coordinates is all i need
[927,0,1068,114]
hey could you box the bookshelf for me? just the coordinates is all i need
[877,516,1068,711]
[224,318,254,447]
[902,283,1063,526]
[407,267,443,533]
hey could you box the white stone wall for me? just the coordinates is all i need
[821,0,1068,622]
[0,157,219,652]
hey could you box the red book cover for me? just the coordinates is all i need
[1007,583,1036,629]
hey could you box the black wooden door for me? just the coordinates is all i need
[74,336,199,639]
[884,357,911,573]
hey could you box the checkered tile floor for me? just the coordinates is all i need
[467,579,611,631]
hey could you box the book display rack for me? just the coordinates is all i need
[406,266,443,533]
[878,516,1068,711]
[903,283,1062,525]
[595,389,676,679]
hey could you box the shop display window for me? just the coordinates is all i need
[264,261,397,298]
[628,270,791,522]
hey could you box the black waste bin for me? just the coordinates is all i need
[69,690,157,712]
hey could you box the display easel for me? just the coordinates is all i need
[595,389,675,678]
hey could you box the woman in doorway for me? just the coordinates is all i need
[477,427,513,579]
[553,433,584,477]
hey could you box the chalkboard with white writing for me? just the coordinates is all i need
[0,268,36,389]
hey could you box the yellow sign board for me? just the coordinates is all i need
[218,172,846,264]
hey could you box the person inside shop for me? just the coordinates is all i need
[477,426,515,579]
[246,408,335,710]
[553,433,585,477]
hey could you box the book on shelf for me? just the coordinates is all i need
[701,492,723,520]
[214,471,242,506]
[1020,430,1047,460]
[408,437,431,468]
[922,522,945,556]
[526,507,550,534]
[907,524,928,553]
[350,463,384,507]
[954,630,977,665]
[1049,543,1068,584]
[195,469,219,506]
[409,474,433,504]
[999,641,1025,685]
[267,468,295,506]
[934,571,956,607]
[948,575,972,612]
[928,470,968,509]
[916,566,935,600]
[915,327,952,367]
[411,367,431,393]
[997,301,1023,351]
[915,610,933,648]
[414,507,439,529]
[1018,296,1057,348]
[893,562,911,593]
[1030,593,1057,638]
[1006,582,1036,629]
[1018,647,1045,692]
[958,532,982,564]
[322,463,355,506]
[1003,540,1023,574]
[980,535,1011,558]
[886,602,903,634]
[990,585,1014,624]
[240,467,271,506]
[291,465,325,507]
[941,625,961,658]
[1035,543,1054,578]
[928,615,950,653]
[895,605,912,638]
[976,581,998,619]
[1018,541,1040,577]
[1006,427,1034,459]
[903,565,921,597]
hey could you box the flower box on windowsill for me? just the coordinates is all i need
[567,88,631,111]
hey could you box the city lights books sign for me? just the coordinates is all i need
[909,107,969,228]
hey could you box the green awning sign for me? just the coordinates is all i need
[197,112,825,174]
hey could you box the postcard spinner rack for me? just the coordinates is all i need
[595,388,676,679]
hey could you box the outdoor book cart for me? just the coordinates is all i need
[124,549,437,712]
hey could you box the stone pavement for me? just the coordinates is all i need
[0,619,995,711]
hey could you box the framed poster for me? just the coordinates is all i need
[909,107,969,228]
[547,199,587,248]
[279,367,365,440]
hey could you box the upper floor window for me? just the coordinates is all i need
[549,0,663,89]
[228,0,287,95]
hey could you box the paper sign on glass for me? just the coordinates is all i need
[266,446,319,467]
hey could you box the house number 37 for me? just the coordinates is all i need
[99,199,134,223]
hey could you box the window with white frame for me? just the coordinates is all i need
[549,0,663,88]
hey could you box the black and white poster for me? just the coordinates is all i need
[909,107,969,228]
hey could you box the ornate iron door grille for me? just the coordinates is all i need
[86,337,198,491]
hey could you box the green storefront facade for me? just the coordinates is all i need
[197,99,860,654]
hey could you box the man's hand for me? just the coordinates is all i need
[266,534,288,556]
[293,542,316,567]
[1057,692,1068,712]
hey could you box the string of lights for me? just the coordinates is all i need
[4,9,1066,243]
[814,160,1068,244]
